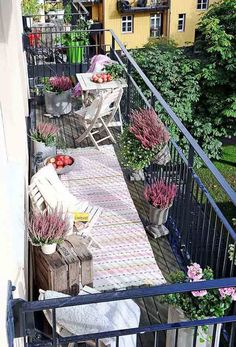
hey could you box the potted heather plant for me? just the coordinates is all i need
[44,76,73,117]
[163,263,235,347]
[119,108,170,180]
[30,122,60,159]
[28,208,70,255]
[144,180,177,237]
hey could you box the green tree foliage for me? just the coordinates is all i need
[132,1,236,159]
[132,42,204,154]
[196,0,236,144]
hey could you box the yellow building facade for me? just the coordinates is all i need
[168,0,220,46]
[84,0,220,48]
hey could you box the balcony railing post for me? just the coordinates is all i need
[125,60,132,121]
[181,145,195,260]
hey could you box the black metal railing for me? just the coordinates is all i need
[9,27,236,346]
[7,279,236,346]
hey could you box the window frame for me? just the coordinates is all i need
[150,13,162,37]
[121,15,133,34]
[178,13,186,32]
[197,0,208,10]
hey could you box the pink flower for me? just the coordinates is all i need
[187,263,203,280]
[191,290,207,297]
[219,287,236,299]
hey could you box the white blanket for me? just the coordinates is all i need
[39,287,140,347]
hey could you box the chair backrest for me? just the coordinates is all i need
[99,87,123,124]
[28,164,88,213]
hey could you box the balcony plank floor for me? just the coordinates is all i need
[34,106,181,347]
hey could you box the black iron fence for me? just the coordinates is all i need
[8,27,236,346]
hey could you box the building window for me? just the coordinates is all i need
[197,0,208,10]
[178,14,186,32]
[121,16,133,33]
[150,14,162,37]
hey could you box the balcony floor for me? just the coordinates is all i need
[33,104,181,346]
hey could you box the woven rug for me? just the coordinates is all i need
[61,145,166,291]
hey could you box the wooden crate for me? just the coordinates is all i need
[33,235,93,296]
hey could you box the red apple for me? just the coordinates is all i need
[49,157,56,163]
[56,160,63,167]
[56,166,64,170]
[67,158,73,165]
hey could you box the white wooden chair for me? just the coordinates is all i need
[74,88,123,150]
[28,164,102,248]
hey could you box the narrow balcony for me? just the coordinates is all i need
[7,25,236,347]
[117,0,170,14]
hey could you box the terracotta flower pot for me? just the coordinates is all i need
[41,243,57,255]
[166,306,221,347]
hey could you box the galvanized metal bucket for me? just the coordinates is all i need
[45,90,72,117]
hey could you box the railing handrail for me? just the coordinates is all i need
[21,277,236,312]
[108,29,236,206]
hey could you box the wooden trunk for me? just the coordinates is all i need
[33,235,93,296]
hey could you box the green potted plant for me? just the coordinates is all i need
[61,17,93,63]
[144,180,177,237]
[162,263,235,347]
[44,76,73,117]
[28,208,70,255]
[119,108,170,180]
[30,122,60,159]
[102,62,124,80]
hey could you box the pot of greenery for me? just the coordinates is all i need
[144,180,177,237]
[28,208,70,255]
[21,0,42,28]
[119,108,170,181]
[30,122,60,159]
[44,76,72,117]
[61,17,93,64]
[162,264,235,347]
[102,62,124,80]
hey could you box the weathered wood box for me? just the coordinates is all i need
[33,235,93,295]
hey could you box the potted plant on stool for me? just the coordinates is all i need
[44,76,73,117]
[30,122,60,159]
[119,108,170,181]
[28,208,70,255]
[162,263,236,347]
[144,180,177,237]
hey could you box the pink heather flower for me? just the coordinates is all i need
[49,76,72,92]
[219,287,236,299]
[187,263,203,280]
[191,290,208,297]
[144,180,177,209]
[129,109,170,149]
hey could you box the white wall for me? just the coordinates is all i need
[0,0,29,346]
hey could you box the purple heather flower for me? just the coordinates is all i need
[187,263,203,281]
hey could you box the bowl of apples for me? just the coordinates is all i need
[45,154,75,175]
[91,73,112,84]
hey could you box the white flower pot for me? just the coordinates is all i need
[166,306,221,347]
[34,140,56,159]
[153,144,171,166]
[41,243,57,255]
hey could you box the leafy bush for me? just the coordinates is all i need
[119,108,169,170]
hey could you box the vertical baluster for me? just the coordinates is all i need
[192,326,198,347]
[52,308,57,347]
[116,335,119,347]
[174,329,179,347]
